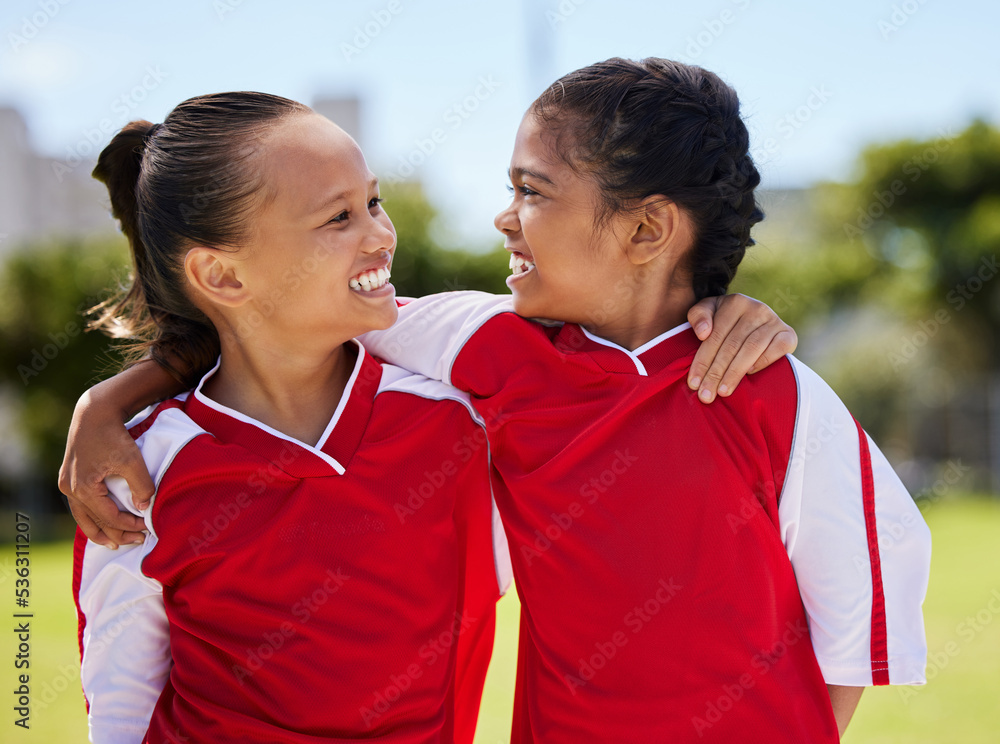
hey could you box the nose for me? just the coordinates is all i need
[362,213,396,254]
[494,199,519,236]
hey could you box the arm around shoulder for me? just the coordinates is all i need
[359,291,515,387]
[61,360,185,546]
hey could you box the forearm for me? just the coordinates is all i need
[92,359,186,422]
[360,291,512,383]
[827,684,863,738]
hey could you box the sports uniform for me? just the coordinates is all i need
[360,291,932,743]
[73,342,512,744]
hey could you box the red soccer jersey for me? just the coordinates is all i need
[361,292,931,744]
[74,345,511,744]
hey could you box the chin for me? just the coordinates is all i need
[510,291,537,319]
[372,304,399,330]
[512,292,562,323]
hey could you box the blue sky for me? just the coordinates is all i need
[1,0,997,246]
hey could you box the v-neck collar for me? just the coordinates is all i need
[553,322,700,376]
[183,341,382,478]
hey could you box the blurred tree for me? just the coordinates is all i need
[850,119,1000,362]
[735,120,1000,487]
[382,181,510,296]
[0,238,129,517]
[738,121,1000,337]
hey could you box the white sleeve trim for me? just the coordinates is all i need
[79,405,208,742]
[779,356,931,686]
[79,535,168,744]
[359,291,514,385]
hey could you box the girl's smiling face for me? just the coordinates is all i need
[191,112,399,347]
[497,114,642,328]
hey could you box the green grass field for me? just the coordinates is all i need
[1,498,997,743]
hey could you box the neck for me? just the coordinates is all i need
[583,275,696,351]
[202,328,356,446]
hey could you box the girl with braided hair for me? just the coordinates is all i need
[358,57,930,741]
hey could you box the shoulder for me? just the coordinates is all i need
[124,395,211,486]
[375,363,482,424]
[98,396,212,538]
[401,291,553,359]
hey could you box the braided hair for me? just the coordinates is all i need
[531,57,763,300]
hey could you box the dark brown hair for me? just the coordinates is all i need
[531,57,763,299]
[90,92,309,387]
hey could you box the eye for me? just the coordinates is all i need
[506,184,539,197]
[326,210,349,225]
[369,197,384,209]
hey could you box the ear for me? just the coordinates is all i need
[184,247,247,308]
[623,197,693,266]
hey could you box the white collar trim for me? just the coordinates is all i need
[580,323,693,377]
[190,340,368,475]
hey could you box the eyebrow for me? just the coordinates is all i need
[509,166,555,186]
[310,176,380,215]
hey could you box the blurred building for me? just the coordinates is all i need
[0,107,113,256]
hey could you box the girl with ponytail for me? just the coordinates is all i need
[73,92,509,743]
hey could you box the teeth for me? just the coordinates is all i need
[508,254,536,276]
[349,267,392,292]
